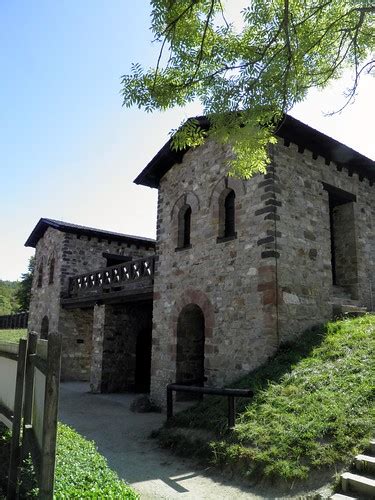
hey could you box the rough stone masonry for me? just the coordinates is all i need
[26,115,375,406]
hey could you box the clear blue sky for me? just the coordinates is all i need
[1,1,374,281]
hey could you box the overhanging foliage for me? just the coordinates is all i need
[121,1,374,176]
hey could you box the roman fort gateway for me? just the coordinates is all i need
[26,115,375,405]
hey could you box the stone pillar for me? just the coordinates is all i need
[90,303,106,393]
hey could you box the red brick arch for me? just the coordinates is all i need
[208,175,247,209]
[170,191,200,220]
[171,289,214,339]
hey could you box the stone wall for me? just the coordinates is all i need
[59,307,93,380]
[57,232,154,379]
[90,301,153,393]
[60,232,155,292]
[28,224,155,382]
[150,137,375,405]
[272,141,375,341]
[151,140,280,405]
[27,136,374,402]
[28,227,65,334]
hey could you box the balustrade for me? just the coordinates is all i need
[68,256,155,298]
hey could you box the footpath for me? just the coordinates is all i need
[59,382,260,499]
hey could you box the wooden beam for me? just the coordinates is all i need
[7,338,27,499]
[39,332,62,500]
[61,288,154,309]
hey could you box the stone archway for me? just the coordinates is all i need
[176,304,205,390]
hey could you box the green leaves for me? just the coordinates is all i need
[121,1,375,177]
[0,279,20,315]
[170,118,206,151]
[54,424,139,499]
[14,256,35,312]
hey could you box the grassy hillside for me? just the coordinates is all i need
[0,329,27,344]
[160,315,375,482]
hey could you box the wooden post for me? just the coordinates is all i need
[23,332,38,427]
[21,331,38,466]
[39,332,62,500]
[167,386,173,420]
[228,396,236,429]
[7,338,27,500]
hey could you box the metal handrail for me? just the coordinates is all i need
[166,383,253,429]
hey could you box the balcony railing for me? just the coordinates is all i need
[67,256,155,299]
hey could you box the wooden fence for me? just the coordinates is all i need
[0,331,62,499]
[0,313,29,330]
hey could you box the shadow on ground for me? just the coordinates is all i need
[59,382,264,500]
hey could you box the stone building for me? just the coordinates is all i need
[26,115,375,406]
[26,219,155,390]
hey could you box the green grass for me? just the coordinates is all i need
[160,315,375,481]
[0,423,138,499]
[0,329,27,344]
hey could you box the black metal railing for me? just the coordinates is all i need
[167,383,253,429]
[68,256,155,298]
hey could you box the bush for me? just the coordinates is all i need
[0,423,138,499]
[54,424,138,499]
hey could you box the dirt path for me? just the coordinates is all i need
[59,382,262,499]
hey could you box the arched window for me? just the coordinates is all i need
[218,189,236,240]
[48,257,55,285]
[37,263,44,288]
[177,204,192,249]
[224,190,236,237]
[41,316,49,339]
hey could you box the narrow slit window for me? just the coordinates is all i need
[224,190,236,237]
[37,264,43,288]
[48,257,55,284]
[177,204,192,248]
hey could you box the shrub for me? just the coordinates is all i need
[54,424,138,499]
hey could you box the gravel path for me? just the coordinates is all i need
[58,382,262,499]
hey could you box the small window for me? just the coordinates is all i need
[48,257,55,284]
[224,190,236,237]
[218,189,237,241]
[177,204,192,249]
[37,264,43,288]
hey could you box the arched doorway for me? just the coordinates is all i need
[41,316,49,340]
[176,304,205,394]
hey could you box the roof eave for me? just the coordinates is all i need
[134,114,375,187]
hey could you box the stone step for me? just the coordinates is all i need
[355,454,375,474]
[341,305,368,315]
[341,472,375,497]
[330,297,363,306]
[332,286,352,299]
[332,304,367,319]
[330,494,358,500]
